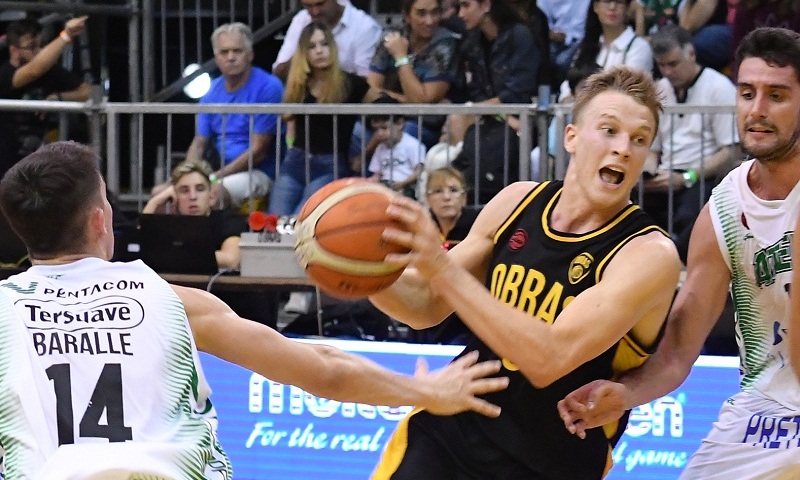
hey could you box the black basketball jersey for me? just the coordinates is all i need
[414,181,669,479]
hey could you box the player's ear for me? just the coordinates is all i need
[564,124,578,155]
[88,206,108,239]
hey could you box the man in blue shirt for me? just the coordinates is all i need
[185,22,283,209]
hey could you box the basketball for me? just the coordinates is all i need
[294,179,410,299]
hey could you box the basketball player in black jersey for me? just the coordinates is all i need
[369,66,682,479]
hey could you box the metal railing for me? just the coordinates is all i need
[0,99,738,238]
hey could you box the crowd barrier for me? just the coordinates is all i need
[202,338,740,480]
[0,98,737,224]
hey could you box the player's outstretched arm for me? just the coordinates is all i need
[558,206,733,438]
[791,214,800,381]
[174,285,509,417]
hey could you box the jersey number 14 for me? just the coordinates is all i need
[46,363,133,445]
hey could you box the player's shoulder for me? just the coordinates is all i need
[472,182,540,235]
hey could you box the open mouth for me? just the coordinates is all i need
[746,122,775,134]
[599,166,624,185]
[748,128,774,134]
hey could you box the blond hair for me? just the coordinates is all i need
[284,22,347,104]
[572,67,662,133]
[170,159,214,186]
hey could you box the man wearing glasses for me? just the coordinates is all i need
[0,16,90,177]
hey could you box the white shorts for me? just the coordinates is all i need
[218,170,271,207]
[679,391,800,480]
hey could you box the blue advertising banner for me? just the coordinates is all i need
[201,339,740,480]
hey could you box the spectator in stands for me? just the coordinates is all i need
[269,22,379,216]
[564,0,652,100]
[184,23,283,211]
[538,0,592,84]
[641,25,739,262]
[364,0,459,150]
[509,0,554,88]
[415,166,478,345]
[272,0,382,81]
[143,159,245,270]
[678,0,732,71]
[444,0,541,145]
[439,0,540,204]
[366,98,426,199]
[731,0,800,77]
[0,17,90,177]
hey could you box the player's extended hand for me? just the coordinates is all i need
[383,195,452,280]
[415,351,508,417]
[556,380,628,439]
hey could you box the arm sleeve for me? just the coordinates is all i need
[273,14,308,70]
[353,21,383,77]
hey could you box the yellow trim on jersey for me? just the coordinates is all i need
[593,225,668,283]
[541,192,642,243]
[371,408,423,480]
[493,182,550,244]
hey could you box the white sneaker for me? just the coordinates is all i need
[284,291,312,314]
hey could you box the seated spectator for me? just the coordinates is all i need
[415,166,479,344]
[269,22,379,216]
[358,0,459,151]
[143,159,245,270]
[678,0,732,70]
[444,0,541,145]
[366,98,426,199]
[0,16,91,177]
[184,23,283,211]
[272,0,382,81]
[440,0,540,203]
[640,25,739,262]
[509,0,557,88]
[563,0,652,99]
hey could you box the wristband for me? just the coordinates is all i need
[394,56,410,68]
[59,30,72,43]
[682,169,698,189]
[209,173,218,184]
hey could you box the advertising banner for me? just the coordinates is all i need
[202,339,740,479]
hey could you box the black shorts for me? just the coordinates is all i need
[372,410,547,480]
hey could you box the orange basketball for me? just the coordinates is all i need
[294,178,410,299]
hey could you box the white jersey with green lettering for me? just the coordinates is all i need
[709,159,800,409]
[0,258,231,479]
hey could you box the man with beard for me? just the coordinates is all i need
[0,17,90,177]
[558,27,800,479]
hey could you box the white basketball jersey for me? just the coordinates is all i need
[0,258,231,479]
[709,160,800,409]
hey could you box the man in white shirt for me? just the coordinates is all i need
[641,24,739,262]
[272,0,381,81]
